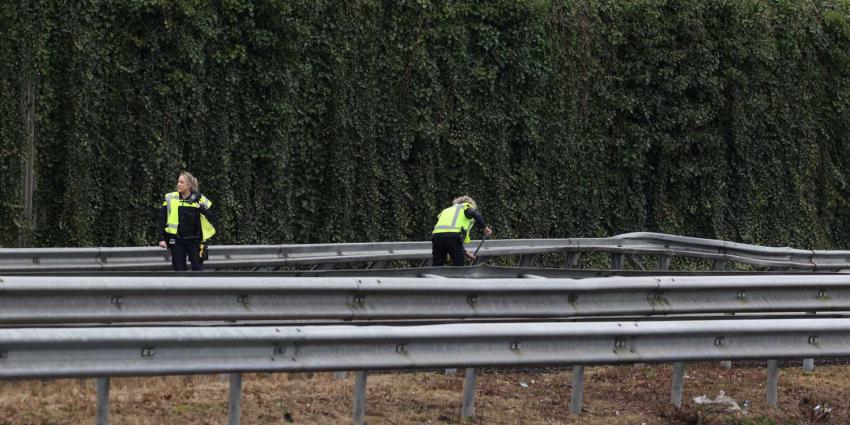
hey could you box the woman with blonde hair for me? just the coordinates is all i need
[431,195,492,266]
[157,171,216,271]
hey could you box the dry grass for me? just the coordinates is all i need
[1,362,848,424]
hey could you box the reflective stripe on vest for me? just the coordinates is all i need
[432,203,474,240]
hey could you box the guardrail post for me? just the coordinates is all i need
[803,312,815,372]
[353,371,367,425]
[712,260,727,271]
[461,368,477,419]
[570,365,585,414]
[228,373,242,425]
[657,256,671,271]
[611,254,623,270]
[670,362,685,407]
[721,313,734,368]
[766,360,779,407]
[519,254,535,268]
[802,358,815,372]
[564,252,579,268]
[96,377,110,425]
[627,255,646,271]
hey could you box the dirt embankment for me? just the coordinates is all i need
[1,362,846,424]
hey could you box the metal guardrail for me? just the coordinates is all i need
[0,318,845,379]
[3,232,850,272]
[2,274,850,323]
[9,263,840,278]
[5,232,850,424]
[614,232,850,270]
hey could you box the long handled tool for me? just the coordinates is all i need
[469,234,490,265]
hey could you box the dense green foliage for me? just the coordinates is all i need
[2,0,850,248]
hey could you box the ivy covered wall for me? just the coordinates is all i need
[2,0,850,248]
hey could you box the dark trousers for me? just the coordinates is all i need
[432,233,465,266]
[168,237,203,271]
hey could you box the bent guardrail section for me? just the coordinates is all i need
[3,232,850,272]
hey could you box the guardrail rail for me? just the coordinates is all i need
[3,232,850,272]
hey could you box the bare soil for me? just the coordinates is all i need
[1,362,847,424]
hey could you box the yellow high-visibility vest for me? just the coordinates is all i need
[432,203,474,243]
[163,192,216,241]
